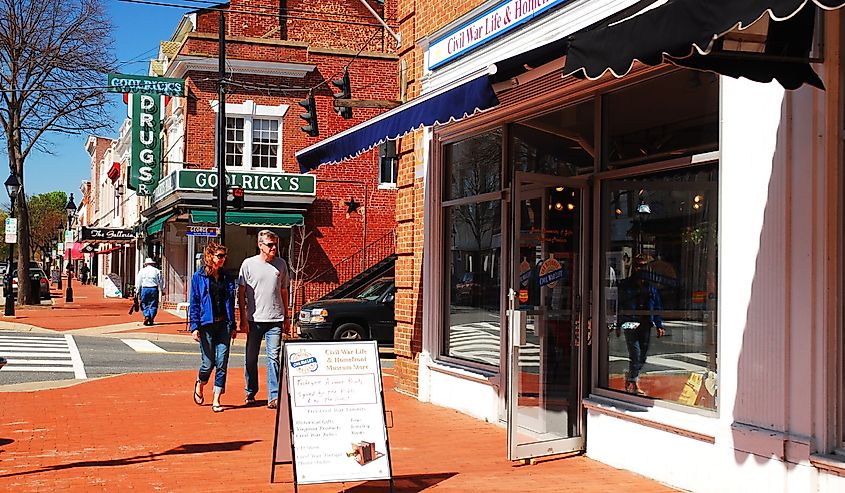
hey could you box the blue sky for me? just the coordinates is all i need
[23,0,187,197]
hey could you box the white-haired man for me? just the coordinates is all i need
[136,257,164,325]
[238,229,290,409]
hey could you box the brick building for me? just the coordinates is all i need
[142,0,399,307]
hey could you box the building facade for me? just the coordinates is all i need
[144,0,400,307]
[297,0,845,491]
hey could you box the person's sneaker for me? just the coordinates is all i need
[245,396,256,406]
[267,399,278,409]
[0,357,6,369]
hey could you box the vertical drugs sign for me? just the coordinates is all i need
[108,74,186,197]
[130,93,162,196]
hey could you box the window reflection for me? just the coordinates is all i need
[446,200,502,366]
[603,70,718,169]
[600,165,718,409]
[445,130,502,200]
[512,100,594,176]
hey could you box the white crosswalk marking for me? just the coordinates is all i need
[0,334,86,378]
[121,339,167,353]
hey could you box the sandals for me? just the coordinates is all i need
[193,382,204,405]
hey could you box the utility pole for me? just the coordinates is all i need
[216,10,227,245]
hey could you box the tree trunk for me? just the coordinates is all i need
[15,163,35,305]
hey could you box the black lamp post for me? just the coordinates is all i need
[4,173,20,316]
[65,193,77,303]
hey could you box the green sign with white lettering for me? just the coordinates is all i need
[129,93,162,196]
[178,170,316,195]
[108,73,186,96]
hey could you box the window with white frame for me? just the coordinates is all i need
[252,118,279,168]
[213,100,288,169]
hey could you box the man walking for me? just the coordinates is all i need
[238,230,290,409]
[136,257,164,326]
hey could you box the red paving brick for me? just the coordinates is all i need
[0,284,678,492]
[8,283,181,331]
[0,371,677,492]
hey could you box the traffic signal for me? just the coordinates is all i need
[331,70,352,119]
[231,187,244,210]
[298,95,319,137]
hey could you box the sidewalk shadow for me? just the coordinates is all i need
[341,473,457,492]
[0,440,259,479]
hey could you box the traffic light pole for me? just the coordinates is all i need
[216,10,227,246]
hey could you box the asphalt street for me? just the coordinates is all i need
[0,331,395,388]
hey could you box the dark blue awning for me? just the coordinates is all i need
[295,71,500,171]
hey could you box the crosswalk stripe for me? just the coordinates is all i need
[0,346,68,352]
[0,335,64,341]
[1,366,76,372]
[65,334,86,379]
[0,352,74,358]
[0,334,85,379]
[5,359,75,365]
[121,339,167,353]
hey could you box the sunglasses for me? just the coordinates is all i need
[262,242,277,249]
[215,253,227,259]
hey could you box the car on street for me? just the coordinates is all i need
[11,268,51,299]
[296,277,395,343]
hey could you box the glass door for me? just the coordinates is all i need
[507,171,588,460]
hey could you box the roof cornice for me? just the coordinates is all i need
[166,55,315,79]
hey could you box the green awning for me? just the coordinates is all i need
[190,210,304,228]
[146,213,173,235]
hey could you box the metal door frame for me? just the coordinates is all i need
[506,171,590,460]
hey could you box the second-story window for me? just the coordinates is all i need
[225,117,245,167]
[223,115,281,169]
[252,119,279,168]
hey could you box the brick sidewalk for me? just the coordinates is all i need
[0,370,677,492]
[6,283,182,331]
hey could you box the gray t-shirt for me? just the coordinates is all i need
[237,255,290,322]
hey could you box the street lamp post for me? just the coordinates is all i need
[4,173,20,317]
[65,194,77,303]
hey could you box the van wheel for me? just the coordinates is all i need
[334,323,365,340]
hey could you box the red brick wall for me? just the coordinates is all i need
[173,0,399,314]
[390,0,489,396]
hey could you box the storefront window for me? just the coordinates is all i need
[445,200,502,366]
[602,70,719,170]
[443,128,503,367]
[512,100,595,176]
[599,164,718,410]
[445,130,502,200]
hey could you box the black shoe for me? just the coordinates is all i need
[143,318,151,326]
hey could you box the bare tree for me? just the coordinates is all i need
[286,224,315,321]
[0,0,116,303]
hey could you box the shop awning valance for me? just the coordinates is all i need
[563,0,845,90]
[145,213,173,235]
[190,210,304,228]
[295,69,500,171]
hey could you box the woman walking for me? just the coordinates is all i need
[190,242,237,412]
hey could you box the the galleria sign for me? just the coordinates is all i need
[81,227,135,242]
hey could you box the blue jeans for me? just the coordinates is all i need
[623,323,651,382]
[139,287,159,321]
[245,321,282,402]
[197,321,232,394]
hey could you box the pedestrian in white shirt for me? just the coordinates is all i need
[136,257,164,325]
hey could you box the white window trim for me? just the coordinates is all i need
[209,99,289,170]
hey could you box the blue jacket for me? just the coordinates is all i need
[189,268,236,332]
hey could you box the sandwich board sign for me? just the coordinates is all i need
[272,340,393,491]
